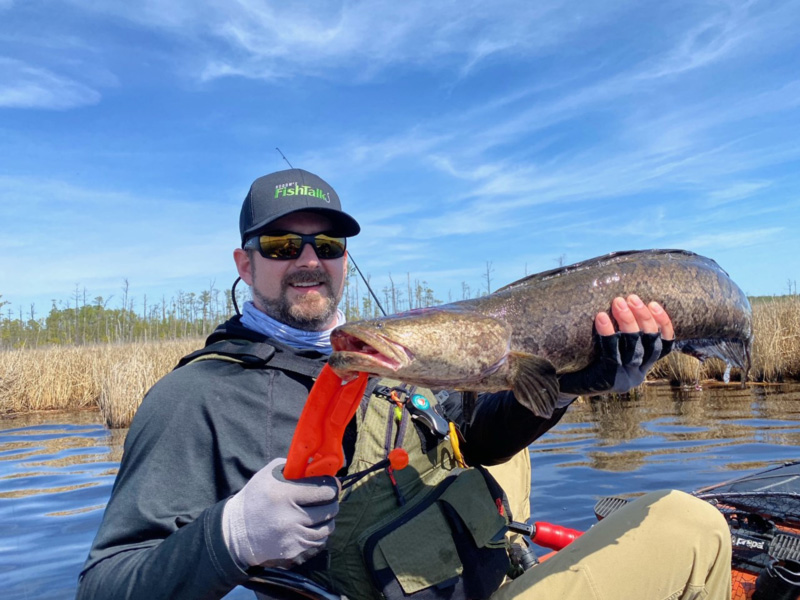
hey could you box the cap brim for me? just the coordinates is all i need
[241,207,361,244]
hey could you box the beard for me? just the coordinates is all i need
[253,268,341,331]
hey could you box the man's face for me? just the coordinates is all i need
[234,212,347,331]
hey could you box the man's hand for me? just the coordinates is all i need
[595,295,674,340]
[558,295,675,398]
[222,458,339,569]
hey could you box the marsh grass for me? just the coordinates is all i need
[1,296,799,427]
[0,346,102,413]
[0,339,200,427]
[749,296,800,381]
[649,296,800,385]
[96,340,200,428]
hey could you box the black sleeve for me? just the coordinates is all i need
[77,360,306,599]
[77,500,246,600]
[439,390,568,467]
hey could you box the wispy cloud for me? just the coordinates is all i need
[672,227,785,251]
[1,0,797,309]
[196,0,601,81]
[62,0,631,82]
[640,2,750,80]
[298,128,454,176]
[0,57,100,109]
[706,181,772,207]
[0,175,239,305]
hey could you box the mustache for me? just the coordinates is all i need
[283,270,332,288]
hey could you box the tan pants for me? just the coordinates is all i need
[487,450,532,524]
[492,489,732,600]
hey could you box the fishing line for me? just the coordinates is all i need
[348,253,387,316]
[231,254,387,318]
[269,148,388,318]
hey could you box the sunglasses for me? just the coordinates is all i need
[244,232,347,260]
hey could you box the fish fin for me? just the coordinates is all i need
[508,352,560,419]
[674,338,753,383]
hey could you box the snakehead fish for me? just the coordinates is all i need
[329,250,753,418]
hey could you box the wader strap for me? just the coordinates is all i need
[176,339,275,368]
[461,391,477,424]
[176,338,325,378]
[360,378,382,419]
[268,351,326,378]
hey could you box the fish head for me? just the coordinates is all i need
[329,307,512,386]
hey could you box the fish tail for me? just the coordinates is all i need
[674,338,753,384]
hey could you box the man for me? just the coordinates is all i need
[77,169,731,600]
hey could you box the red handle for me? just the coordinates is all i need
[284,365,368,480]
[531,521,584,551]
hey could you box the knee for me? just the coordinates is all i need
[644,490,731,551]
[653,490,725,525]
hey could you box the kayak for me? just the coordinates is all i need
[694,461,800,600]
[585,461,800,600]
[250,461,800,600]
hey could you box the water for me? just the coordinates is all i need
[1,384,799,599]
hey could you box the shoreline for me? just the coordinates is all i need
[2,294,799,428]
[3,376,798,428]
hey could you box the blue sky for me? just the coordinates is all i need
[1,0,799,319]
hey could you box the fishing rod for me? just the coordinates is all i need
[278,148,386,317]
[347,253,387,317]
[232,151,388,317]
[276,147,294,169]
[230,252,387,317]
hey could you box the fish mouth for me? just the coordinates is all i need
[329,328,413,374]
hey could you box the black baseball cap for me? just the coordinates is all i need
[239,168,361,245]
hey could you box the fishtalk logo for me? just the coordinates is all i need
[274,184,331,203]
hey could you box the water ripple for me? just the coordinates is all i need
[0,386,799,599]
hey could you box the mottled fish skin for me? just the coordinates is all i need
[329,307,513,387]
[329,250,753,416]
[465,249,753,373]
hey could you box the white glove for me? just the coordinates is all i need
[222,458,339,569]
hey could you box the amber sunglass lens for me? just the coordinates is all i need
[314,235,346,259]
[260,234,303,259]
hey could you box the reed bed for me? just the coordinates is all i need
[0,345,103,413]
[0,339,200,427]
[649,296,800,385]
[95,340,200,428]
[1,296,799,427]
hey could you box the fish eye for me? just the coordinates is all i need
[375,322,384,329]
